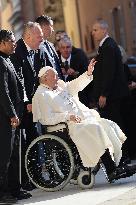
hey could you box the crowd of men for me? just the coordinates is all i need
[0,15,136,204]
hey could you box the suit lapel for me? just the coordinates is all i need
[18,39,36,77]
[100,37,110,49]
[4,58,16,81]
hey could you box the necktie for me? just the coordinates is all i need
[64,60,69,71]
[28,50,35,69]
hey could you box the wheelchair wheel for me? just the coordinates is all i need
[25,134,74,192]
[77,170,95,189]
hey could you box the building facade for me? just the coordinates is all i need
[62,0,136,56]
[0,0,136,57]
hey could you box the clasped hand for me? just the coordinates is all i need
[70,115,81,123]
[11,116,20,128]
[61,67,77,76]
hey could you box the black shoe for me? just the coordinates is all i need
[13,191,32,200]
[108,166,128,183]
[0,194,17,204]
[108,164,136,183]
[22,181,36,191]
[122,164,136,175]
[119,157,131,166]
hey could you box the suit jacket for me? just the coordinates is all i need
[39,40,64,80]
[10,39,43,103]
[59,46,88,81]
[0,51,21,119]
[0,52,22,195]
[93,37,129,102]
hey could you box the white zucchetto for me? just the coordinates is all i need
[38,66,58,78]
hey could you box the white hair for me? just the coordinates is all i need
[95,19,109,30]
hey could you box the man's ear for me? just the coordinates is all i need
[0,41,5,47]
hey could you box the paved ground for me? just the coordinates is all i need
[100,187,136,205]
[17,162,136,205]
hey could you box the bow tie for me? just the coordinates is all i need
[28,50,35,56]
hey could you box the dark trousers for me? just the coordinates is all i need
[121,95,136,159]
[98,99,124,130]
[8,132,21,196]
[0,114,19,197]
[101,149,116,175]
[98,99,130,162]
[19,110,38,186]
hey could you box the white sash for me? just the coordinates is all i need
[40,41,57,68]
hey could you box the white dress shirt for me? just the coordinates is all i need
[23,40,35,66]
[61,55,71,65]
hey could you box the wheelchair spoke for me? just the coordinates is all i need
[25,135,74,191]
[52,152,65,179]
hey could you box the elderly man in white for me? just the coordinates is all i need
[32,59,136,182]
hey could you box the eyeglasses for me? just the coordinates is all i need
[7,39,16,43]
[3,39,16,44]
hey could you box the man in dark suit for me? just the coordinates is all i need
[58,37,92,107]
[54,30,68,51]
[35,15,64,80]
[10,21,43,190]
[58,37,88,80]
[0,30,32,203]
[92,19,130,164]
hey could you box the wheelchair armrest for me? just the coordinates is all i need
[46,122,68,133]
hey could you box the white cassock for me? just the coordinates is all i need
[32,72,126,167]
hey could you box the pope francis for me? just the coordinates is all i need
[32,59,136,182]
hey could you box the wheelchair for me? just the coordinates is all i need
[25,122,103,192]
